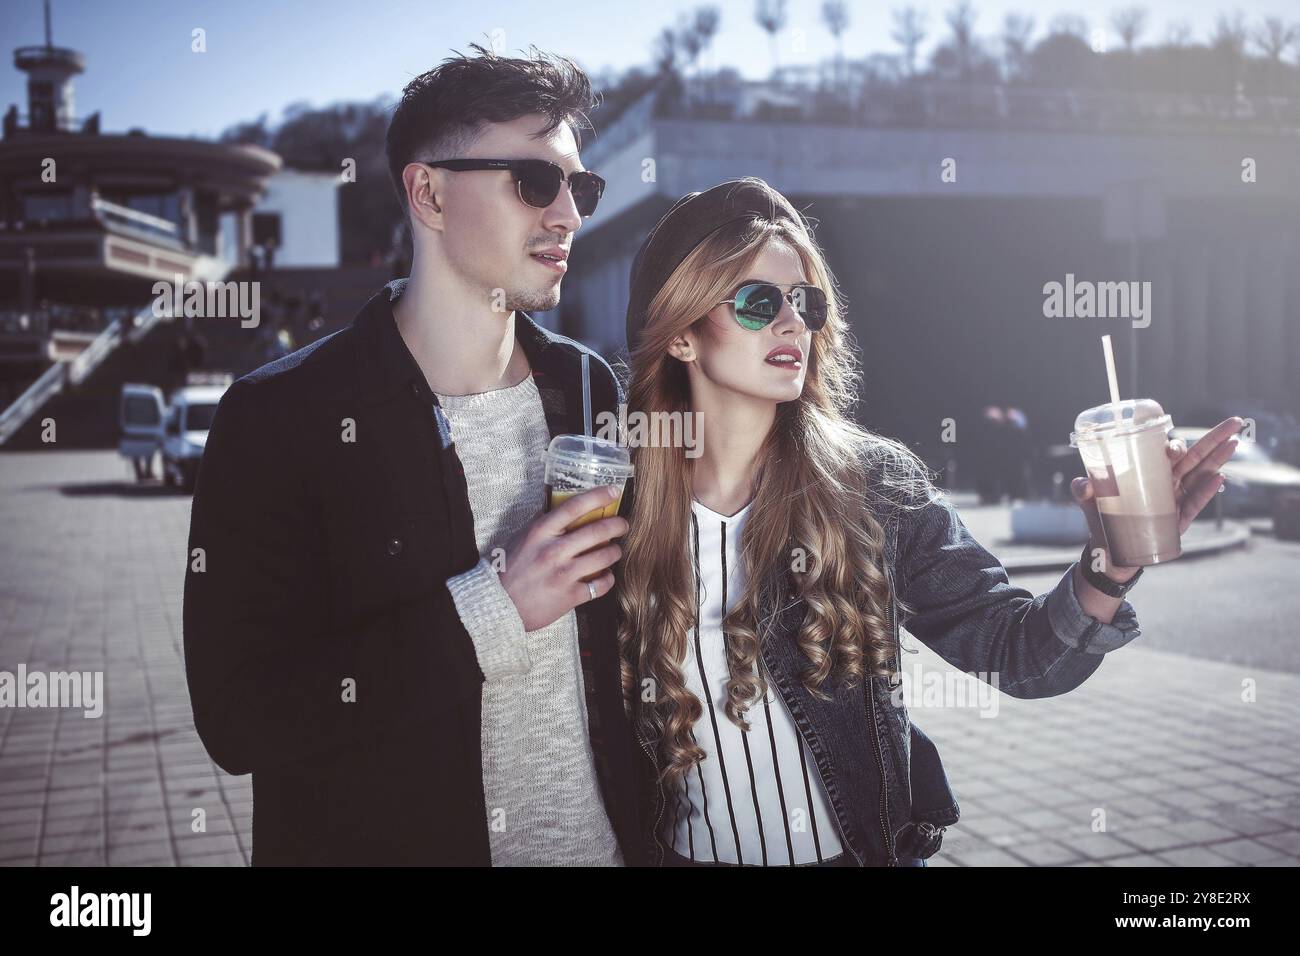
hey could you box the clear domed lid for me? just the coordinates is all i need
[545,434,634,477]
[1070,398,1170,446]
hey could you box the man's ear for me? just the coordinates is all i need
[403,163,443,231]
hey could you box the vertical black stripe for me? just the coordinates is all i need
[680,782,695,860]
[762,695,796,864]
[737,727,768,865]
[692,511,744,864]
[689,727,720,862]
[722,518,767,865]
[796,736,825,862]
[667,775,681,852]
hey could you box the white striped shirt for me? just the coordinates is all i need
[660,497,847,865]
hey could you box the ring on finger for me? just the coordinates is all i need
[587,580,598,601]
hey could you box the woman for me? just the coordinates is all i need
[614,177,1242,867]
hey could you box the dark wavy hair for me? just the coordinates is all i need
[385,41,597,217]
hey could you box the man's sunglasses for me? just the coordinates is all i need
[421,159,605,217]
[717,281,828,332]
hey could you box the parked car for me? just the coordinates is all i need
[1184,400,1300,468]
[118,375,230,491]
[1171,425,1300,517]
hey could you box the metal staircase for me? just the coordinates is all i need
[0,256,229,445]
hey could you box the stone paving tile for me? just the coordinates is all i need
[1110,825,1205,854]
[0,834,38,862]
[1155,847,1240,866]
[1004,840,1084,866]
[39,848,107,866]
[41,832,106,854]
[40,812,102,836]
[947,846,1026,867]
[1015,808,1074,831]
[1260,830,1300,855]
[1055,832,1147,860]
[1197,809,1288,839]
[44,799,102,821]
[106,842,173,866]
[178,852,248,867]
[1207,838,1290,864]
[107,823,172,847]
[1104,854,1172,866]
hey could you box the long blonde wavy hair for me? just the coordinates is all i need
[616,196,941,790]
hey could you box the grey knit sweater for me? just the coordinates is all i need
[440,371,623,867]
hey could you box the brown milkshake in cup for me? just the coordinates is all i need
[1070,398,1181,566]
[543,434,634,582]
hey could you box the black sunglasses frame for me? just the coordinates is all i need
[420,158,605,217]
[717,281,829,332]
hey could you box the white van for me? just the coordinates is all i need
[120,383,166,480]
[118,375,231,491]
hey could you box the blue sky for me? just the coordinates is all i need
[2,0,1295,139]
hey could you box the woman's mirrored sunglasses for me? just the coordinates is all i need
[717,282,828,332]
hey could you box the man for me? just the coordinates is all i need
[183,43,643,866]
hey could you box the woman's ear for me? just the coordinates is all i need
[666,334,695,364]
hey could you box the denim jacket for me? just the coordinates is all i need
[628,484,1143,867]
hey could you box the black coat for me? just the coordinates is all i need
[182,278,645,865]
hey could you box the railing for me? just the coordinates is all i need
[0,305,136,340]
[13,45,86,71]
[648,78,1300,136]
[89,196,187,249]
[0,360,66,444]
[91,196,179,240]
[66,318,123,386]
[0,313,127,444]
[0,256,234,445]
[1,109,82,134]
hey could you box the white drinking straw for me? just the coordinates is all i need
[581,352,592,437]
[1101,335,1122,422]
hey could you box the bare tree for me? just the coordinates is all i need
[755,0,789,69]
[1001,13,1035,81]
[694,5,721,71]
[653,25,680,74]
[1212,11,1248,57]
[1211,11,1248,94]
[821,0,851,87]
[1252,16,1299,63]
[891,5,928,78]
[1252,15,1300,93]
[945,1,978,79]
[679,13,705,77]
[1110,7,1148,52]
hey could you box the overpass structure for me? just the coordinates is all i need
[558,81,1300,456]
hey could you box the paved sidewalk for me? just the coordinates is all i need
[0,452,249,866]
[0,452,1296,866]
[906,640,1300,866]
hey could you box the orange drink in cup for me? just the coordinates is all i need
[543,434,634,582]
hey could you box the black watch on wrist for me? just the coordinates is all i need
[1078,541,1143,598]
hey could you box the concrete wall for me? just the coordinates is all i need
[563,118,1300,468]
